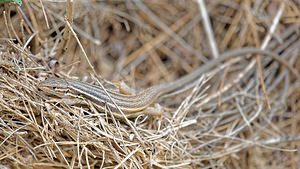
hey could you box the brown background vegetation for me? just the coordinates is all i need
[0,0,300,168]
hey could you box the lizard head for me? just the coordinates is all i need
[39,77,70,96]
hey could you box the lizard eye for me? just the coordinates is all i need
[52,87,57,90]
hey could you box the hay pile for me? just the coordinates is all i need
[0,0,300,168]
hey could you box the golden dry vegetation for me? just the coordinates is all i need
[0,0,300,168]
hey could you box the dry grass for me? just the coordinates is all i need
[0,0,300,168]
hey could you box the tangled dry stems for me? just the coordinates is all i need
[0,0,300,168]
